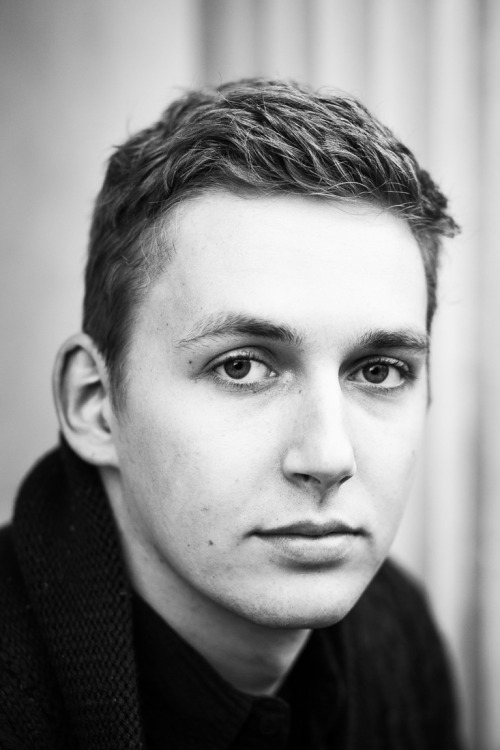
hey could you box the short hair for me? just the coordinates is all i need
[83,78,458,407]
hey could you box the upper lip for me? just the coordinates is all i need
[257,520,363,537]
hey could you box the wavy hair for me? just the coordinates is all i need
[83,78,458,406]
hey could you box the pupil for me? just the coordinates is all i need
[224,359,251,380]
[363,363,389,384]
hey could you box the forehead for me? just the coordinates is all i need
[145,192,427,345]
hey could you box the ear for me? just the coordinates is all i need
[53,333,119,467]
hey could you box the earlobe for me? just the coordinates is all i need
[53,333,119,467]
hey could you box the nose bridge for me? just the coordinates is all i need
[302,371,350,451]
[283,370,357,490]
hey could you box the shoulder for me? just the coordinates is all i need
[0,513,74,747]
[359,557,433,622]
[0,523,43,679]
[353,558,443,642]
[332,559,463,748]
[342,558,451,681]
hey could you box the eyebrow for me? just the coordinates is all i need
[176,312,429,354]
[176,313,303,348]
[352,328,430,355]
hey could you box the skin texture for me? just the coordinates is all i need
[99,192,429,693]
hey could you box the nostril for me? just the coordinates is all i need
[294,473,318,485]
[293,471,352,489]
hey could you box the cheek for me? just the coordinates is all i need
[355,391,426,469]
[374,439,421,499]
[159,394,285,488]
[118,392,276,531]
[353,406,426,517]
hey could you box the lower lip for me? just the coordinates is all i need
[256,532,361,566]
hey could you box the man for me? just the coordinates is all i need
[1,79,462,749]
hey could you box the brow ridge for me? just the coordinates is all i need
[177,313,303,348]
[177,313,428,354]
[352,328,430,353]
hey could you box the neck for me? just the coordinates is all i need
[115,541,309,694]
[187,607,310,695]
[137,564,310,695]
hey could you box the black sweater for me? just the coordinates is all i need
[0,444,463,749]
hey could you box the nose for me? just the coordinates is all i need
[282,375,357,497]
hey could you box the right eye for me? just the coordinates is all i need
[213,354,277,386]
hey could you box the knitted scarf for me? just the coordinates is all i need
[3,442,462,749]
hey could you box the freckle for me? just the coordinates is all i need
[208,540,214,546]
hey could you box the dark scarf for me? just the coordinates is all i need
[3,442,463,750]
[12,442,143,749]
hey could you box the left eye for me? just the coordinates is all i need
[349,361,406,388]
[214,357,276,383]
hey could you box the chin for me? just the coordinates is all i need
[237,580,369,631]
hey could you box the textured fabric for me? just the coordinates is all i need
[0,444,464,749]
[1,444,143,750]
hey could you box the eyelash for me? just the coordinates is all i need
[347,356,415,394]
[206,351,415,394]
[208,350,277,391]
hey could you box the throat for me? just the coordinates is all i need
[205,626,311,696]
[130,555,311,696]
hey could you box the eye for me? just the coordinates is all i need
[349,358,409,389]
[212,353,277,387]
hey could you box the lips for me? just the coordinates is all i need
[255,519,364,566]
[257,519,363,538]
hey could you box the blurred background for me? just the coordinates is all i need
[1,0,499,747]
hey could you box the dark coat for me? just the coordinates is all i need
[0,444,463,749]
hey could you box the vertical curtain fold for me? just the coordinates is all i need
[477,2,500,747]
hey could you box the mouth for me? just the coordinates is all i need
[257,519,364,538]
[254,520,365,566]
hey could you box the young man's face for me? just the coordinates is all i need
[107,192,429,630]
